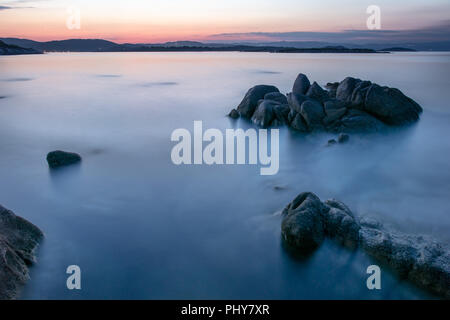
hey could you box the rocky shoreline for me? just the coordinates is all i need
[229,73,423,133]
[0,205,43,299]
[281,192,450,298]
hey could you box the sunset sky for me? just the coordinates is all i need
[0,0,449,43]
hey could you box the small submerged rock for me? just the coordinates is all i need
[337,133,349,143]
[280,191,450,298]
[327,139,337,146]
[326,134,349,146]
[228,109,239,119]
[0,205,43,299]
[46,150,82,168]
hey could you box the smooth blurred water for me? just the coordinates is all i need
[0,52,449,299]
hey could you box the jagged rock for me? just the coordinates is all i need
[323,199,360,247]
[264,92,288,105]
[290,113,309,132]
[349,80,371,108]
[333,109,385,133]
[0,205,43,299]
[46,150,82,168]
[281,192,450,298]
[252,100,290,127]
[281,192,326,252]
[323,108,347,126]
[287,92,310,113]
[325,82,339,98]
[324,99,348,113]
[292,73,311,95]
[228,109,239,119]
[325,82,339,91]
[272,104,290,125]
[251,100,276,127]
[236,85,280,118]
[336,77,361,101]
[300,100,325,130]
[306,81,329,103]
[365,84,423,125]
[230,73,422,133]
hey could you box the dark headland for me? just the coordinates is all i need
[0,38,416,54]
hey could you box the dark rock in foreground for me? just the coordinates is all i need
[230,73,423,133]
[281,193,326,252]
[46,150,82,168]
[281,192,450,298]
[0,205,43,299]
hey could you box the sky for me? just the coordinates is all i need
[0,0,449,43]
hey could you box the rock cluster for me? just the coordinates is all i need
[281,192,450,298]
[229,73,422,133]
[0,205,43,299]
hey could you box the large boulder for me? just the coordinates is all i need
[0,205,43,299]
[290,113,309,132]
[300,100,325,130]
[281,192,326,252]
[236,85,280,118]
[264,92,288,105]
[272,104,290,126]
[292,73,311,95]
[349,80,372,108]
[323,107,347,126]
[324,99,348,113]
[46,150,82,168]
[336,77,361,101]
[280,192,450,298]
[364,84,423,125]
[325,82,339,98]
[333,109,385,133]
[323,199,360,248]
[251,100,276,127]
[306,81,329,103]
[287,92,310,113]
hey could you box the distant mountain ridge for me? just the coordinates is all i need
[0,38,120,52]
[0,37,424,53]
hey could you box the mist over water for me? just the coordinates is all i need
[0,52,449,299]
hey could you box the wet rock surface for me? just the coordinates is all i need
[0,205,43,299]
[281,192,450,298]
[46,150,82,168]
[230,73,422,133]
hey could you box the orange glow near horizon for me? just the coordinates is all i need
[0,1,449,43]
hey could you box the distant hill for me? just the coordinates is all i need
[0,40,42,55]
[380,47,417,52]
[1,37,449,52]
[0,38,380,53]
[0,38,120,52]
[0,38,423,54]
